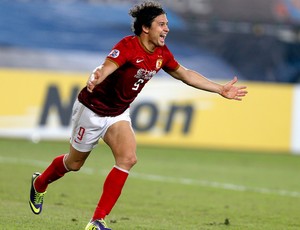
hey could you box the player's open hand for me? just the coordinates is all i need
[220,76,248,101]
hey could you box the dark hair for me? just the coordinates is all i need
[129,1,166,36]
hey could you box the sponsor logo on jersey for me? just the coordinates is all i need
[134,68,156,80]
[108,49,120,58]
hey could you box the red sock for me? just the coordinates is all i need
[92,166,129,220]
[34,154,69,193]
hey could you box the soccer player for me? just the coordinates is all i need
[29,1,247,229]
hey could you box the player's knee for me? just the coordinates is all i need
[125,155,137,168]
[129,155,138,167]
[117,154,137,170]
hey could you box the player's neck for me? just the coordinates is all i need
[138,35,155,53]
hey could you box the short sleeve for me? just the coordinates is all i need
[106,37,131,67]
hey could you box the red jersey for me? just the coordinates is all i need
[78,35,179,116]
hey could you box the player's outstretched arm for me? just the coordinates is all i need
[168,65,247,101]
[87,59,118,93]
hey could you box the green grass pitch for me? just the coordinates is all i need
[1,138,300,229]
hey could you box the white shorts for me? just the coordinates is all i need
[70,99,131,152]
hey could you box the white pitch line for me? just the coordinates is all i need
[128,172,300,198]
[1,156,300,198]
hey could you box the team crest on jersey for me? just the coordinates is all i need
[108,49,120,58]
[156,59,163,69]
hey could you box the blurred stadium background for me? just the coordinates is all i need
[0,0,300,154]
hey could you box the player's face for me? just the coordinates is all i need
[148,14,169,48]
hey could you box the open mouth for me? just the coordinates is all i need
[160,34,167,43]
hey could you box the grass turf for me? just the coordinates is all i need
[0,138,300,229]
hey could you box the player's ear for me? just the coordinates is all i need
[142,25,150,34]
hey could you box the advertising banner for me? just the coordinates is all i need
[132,79,294,153]
[0,69,298,153]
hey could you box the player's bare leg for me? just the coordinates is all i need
[64,146,91,171]
[103,120,137,171]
